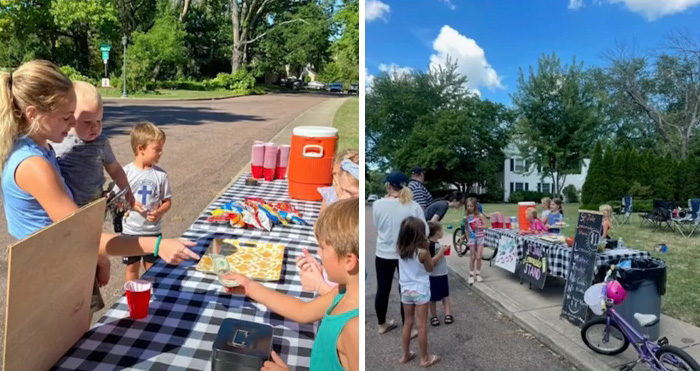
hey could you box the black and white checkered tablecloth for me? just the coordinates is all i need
[54,174,320,371]
[485,229,651,279]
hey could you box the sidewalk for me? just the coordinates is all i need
[440,235,700,371]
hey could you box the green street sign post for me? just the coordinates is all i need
[100,43,111,87]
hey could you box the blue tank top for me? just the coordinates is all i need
[2,136,73,240]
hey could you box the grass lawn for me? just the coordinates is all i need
[98,87,251,100]
[333,97,359,151]
[442,203,700,327]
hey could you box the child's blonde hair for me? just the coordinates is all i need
[0,60,73,169]
[334,148,359,167]
[599,204,613,221]
[526,207,538,220]
[73,81,103,109]
[130,122,166,155]
[541,197,551,208]
[465,197,479,216]
[315,197,359,258]
[339,150,360,186]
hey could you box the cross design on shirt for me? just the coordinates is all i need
[137,185,152,205]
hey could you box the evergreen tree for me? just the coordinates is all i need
[582,141,604,204]
[652,153,675,200]
[600,144,615,202]
[626,148,640,195]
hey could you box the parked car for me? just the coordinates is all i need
[367,194,379,203]
[283,78,303,89]
[328,82,344,92]
[348,83,358,94]
[306,81,325,90]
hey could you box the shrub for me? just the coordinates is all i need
[628,181,653,199]
[206,70,256,90]
[60,66,97,85]
[509,190,552,203]
[633,199,653,213]
[563,184,579,203]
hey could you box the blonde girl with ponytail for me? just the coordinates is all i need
[371,171,426,336]
[0,60,198,268]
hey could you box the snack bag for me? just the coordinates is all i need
[259,203,286,225]
[273,202,300,217]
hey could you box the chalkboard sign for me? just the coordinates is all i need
[518,239,547,289]
[561,211,603,327]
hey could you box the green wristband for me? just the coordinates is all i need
[154,235,162,257]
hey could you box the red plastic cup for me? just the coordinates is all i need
[263,168,275,181]
[443,245,451,256]
[251,165,264,178]
[505,222,511,229]
[125,279,151,319]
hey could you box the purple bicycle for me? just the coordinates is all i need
[581,265,699,371]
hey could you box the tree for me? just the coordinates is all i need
[394,97,512,193]
[512,53,602,195]
[366,59,467,168]
[229,0,309,72]
[610,147,629,200]
[600,144,615,201]
[604,34,700,158]
[332,0,358,82]
[581,141,604,205]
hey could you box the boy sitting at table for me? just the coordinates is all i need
[223,197,359,371]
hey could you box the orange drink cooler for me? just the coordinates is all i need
[518,201,536,231]
[288,126,338,201]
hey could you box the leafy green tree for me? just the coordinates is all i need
[332,0,358,82]
[600,144,615,201]
[512,53,602,195]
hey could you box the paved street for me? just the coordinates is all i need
[0,93,342,360]
[365,205,575,370]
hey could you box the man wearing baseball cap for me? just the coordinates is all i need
[408,167,434,210]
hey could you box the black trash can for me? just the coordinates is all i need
[613,257,666,340]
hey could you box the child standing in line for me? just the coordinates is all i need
[526,207,548,232]
[540,197,552,224]
[223,198,359,371]
[600,204,614,239]
[121,122,172,281]
[397,216,440,368]
[547,198,564,234]
[427,221,452,327]
[465,197,487,285]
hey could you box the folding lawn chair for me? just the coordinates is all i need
[684,199,700,238]
[614,196,633,225]
[651,200,675,232]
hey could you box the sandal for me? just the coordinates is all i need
[444,314,454,324]
[399,351,416,364]
[378,319,397,334]
[430,316,440,326]
[421,354,441,368]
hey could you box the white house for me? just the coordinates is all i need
[499,144,590,202]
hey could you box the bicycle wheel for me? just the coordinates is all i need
[481,243,497,261]
[655,345,700,371]
[452,227,469,257]
[581,317,629,355]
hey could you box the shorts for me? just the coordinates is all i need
[122,233,162,265]
[401,289,430,305]
[91,277,105,313]
[467,236,485,247]
[429,275,449,302]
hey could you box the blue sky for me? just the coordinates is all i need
[365,0,700,105]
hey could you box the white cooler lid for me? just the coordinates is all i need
[518,201,536,206]
[292,126,338,138]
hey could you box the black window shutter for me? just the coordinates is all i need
[510,182,514,193]
[510,159,514,172]
[525,183,529,191]
[537,183,541,192]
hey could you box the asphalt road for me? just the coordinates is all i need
[0,93,338,363]
[364,205,576,370]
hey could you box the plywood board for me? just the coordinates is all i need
[3,198,106,371]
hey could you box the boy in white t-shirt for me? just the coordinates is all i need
[121,122,172,281]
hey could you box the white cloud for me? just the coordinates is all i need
[606,0,700,20]
[365,0,391,22]
[568,0,584,10]
[439,0,457,10]
[378,63,414,79]
[364,68,375,91]
[429,25,504,96]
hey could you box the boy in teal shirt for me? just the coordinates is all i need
[223,198,359,371]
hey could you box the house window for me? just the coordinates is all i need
[540,183,551,194]
[514,159,526,172]
[515,182,525,191]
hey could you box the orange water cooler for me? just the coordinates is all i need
[518,201,536,231]
[288,126,338,201]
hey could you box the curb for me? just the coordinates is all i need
[448,266,616,371]
[103,93,255,103]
